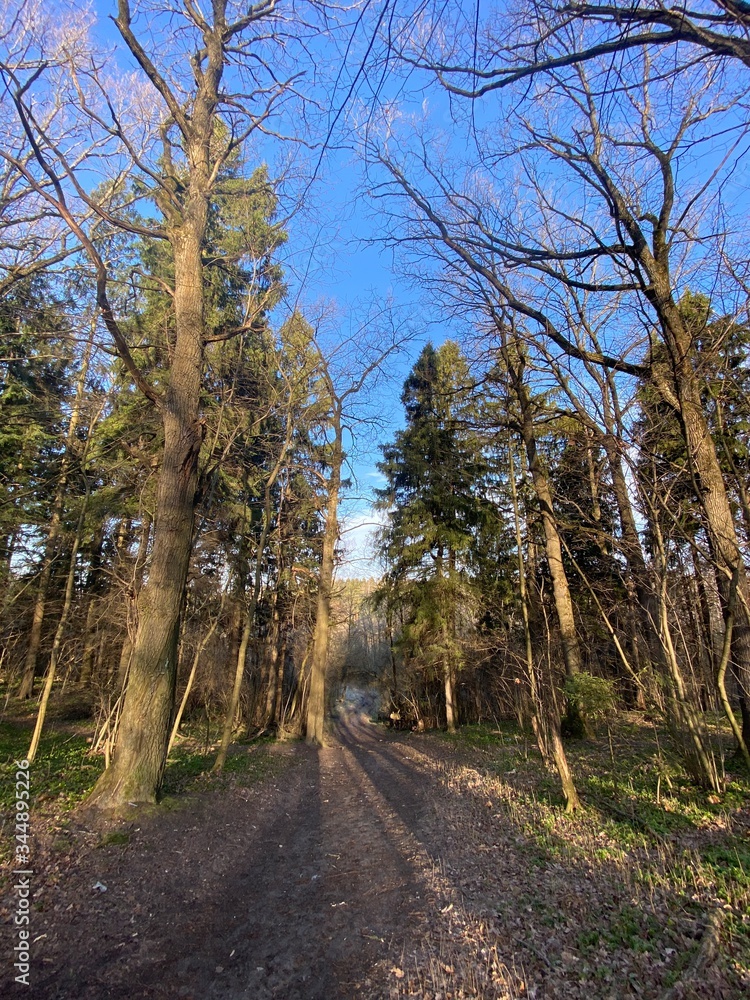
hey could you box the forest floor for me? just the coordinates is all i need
[1,692,749,999]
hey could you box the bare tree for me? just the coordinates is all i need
[0,0,321,810]
[364,36,750,746]
[390,0,750,100]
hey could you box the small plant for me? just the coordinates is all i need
[98,831,130,847]
[564,672,617,735]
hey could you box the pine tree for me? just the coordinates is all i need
[376,341,488,731]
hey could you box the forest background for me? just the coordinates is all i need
[0,0,749,911]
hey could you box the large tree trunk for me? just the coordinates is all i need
[656,294,750,748]
[680,390,750,745]
[88,218,206,809]
[115,513,152,688]
[306,407,342,745]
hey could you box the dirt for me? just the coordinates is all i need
[1,709,463,999]
[2,706,748,999]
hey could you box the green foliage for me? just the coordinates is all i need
[564,672,618,731]
[0,277,74,542]
[0,722,104,821]
[376,341,510,717]
[162,733,283,795]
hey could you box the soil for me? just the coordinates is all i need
[2,702,748,999]
[1,708,464,1000]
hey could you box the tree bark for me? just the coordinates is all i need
[79,526,104,687]
[28,498,88,762]
[512,366,583,681]
[88,214,206,808]
[510,437,580,809]
[656,294,750,746]
[306,405,343,745]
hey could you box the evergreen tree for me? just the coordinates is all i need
[376,341,489,730]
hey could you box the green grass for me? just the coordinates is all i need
[98,830,130,846]
[161,730,282,795]
[430,712,750,906]
[0,723,104,813]
[424,711,750,989]
[0,701,293,866]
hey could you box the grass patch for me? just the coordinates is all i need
[431,711,750,913]
[161,730,287,796]
[98,830,130,847]
[0,701,296,866]
[0,727,104,813]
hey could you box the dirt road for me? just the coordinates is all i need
[10,710,465,1000]
[6,706,745,999]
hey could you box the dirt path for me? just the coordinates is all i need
[4,710,458,1000]
[4,707,747,999]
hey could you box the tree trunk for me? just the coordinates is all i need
[672,343,750,746]
[168,590,226,754]
[79,527,104,687]
[515,375,583,680]
[262,596,281,726]
[87,218,206,810]
[273,634,287,727]
[509,438,580,809]
[444,658,456,733]
[214,436,291,771]
[18,544,57,700]
[28,499,88,761]
[116,512,152,688]
[306,406,343,745]
[509,354,586,737]
[692,547,718,679]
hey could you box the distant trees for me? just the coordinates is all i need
[376,341,489,732]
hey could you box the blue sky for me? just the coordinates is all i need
[84,2,750,577]
[87,1,441,576]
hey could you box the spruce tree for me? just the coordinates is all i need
[376,341,488,730]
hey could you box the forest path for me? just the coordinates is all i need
[16,708,469,1000]
[6,709,742,998]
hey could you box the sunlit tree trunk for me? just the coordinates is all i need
[509,437,580,810]
[116,512,152,688]
[653,294,750,747]
[306,404,343,745]
[648,508,722,792]
[512,362,583,681]
[28,499,88,762]
[88,211,206,807]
